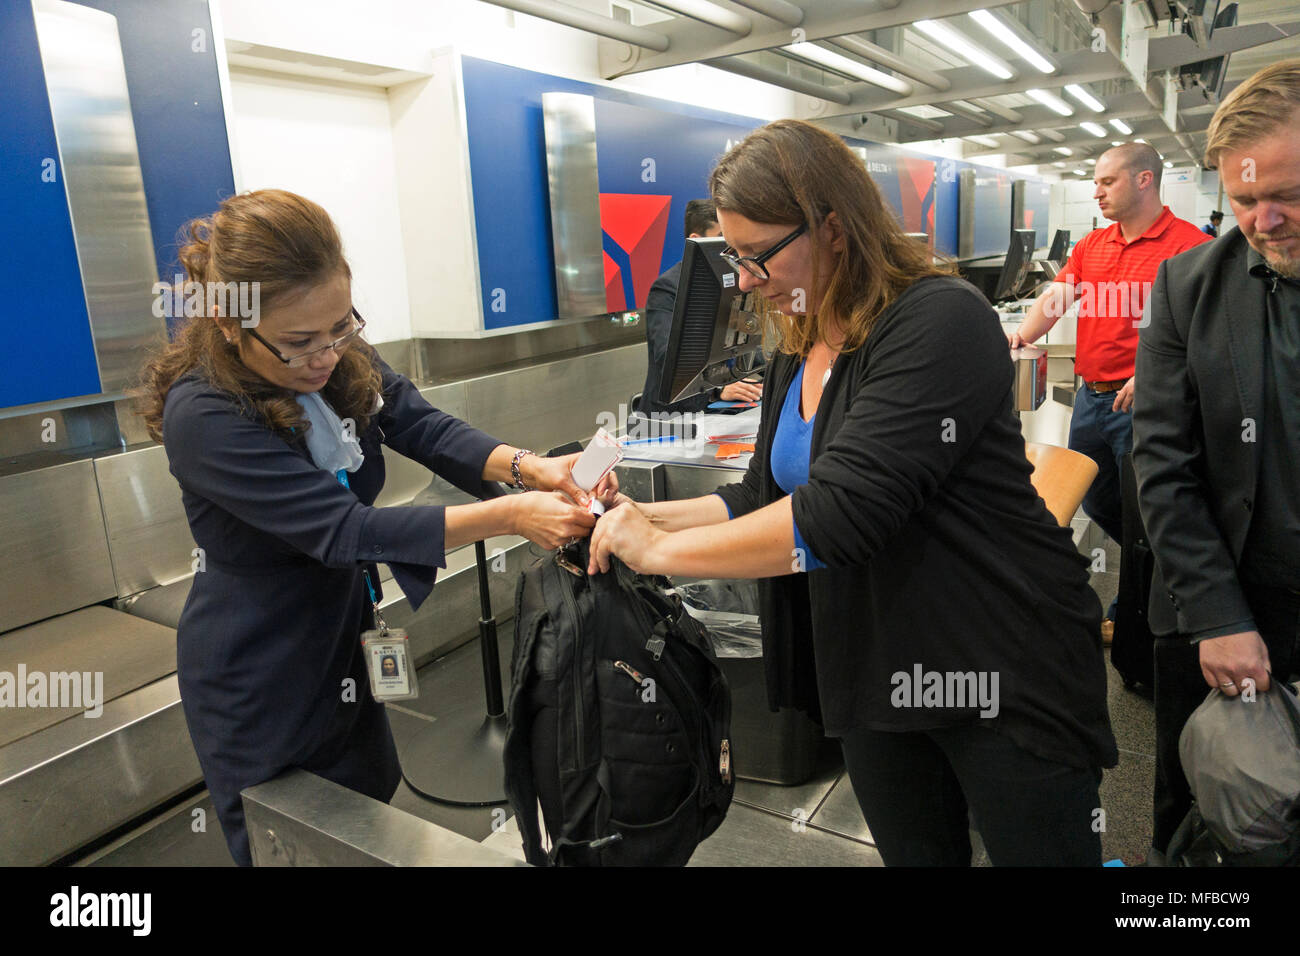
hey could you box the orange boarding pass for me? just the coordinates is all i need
[714,442,755,460]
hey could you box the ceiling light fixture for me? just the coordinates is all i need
[784,42,913,94]
[1026,88,1074,116]
[1109,118,1134,135]
[1064,83,1106,112]
[913,19,1015,80]
[1009,129,1041,144]
[967,10,1056,74]
[1053,146,1073,156]
[965,134,1002,148]
[1080,121,1108,137]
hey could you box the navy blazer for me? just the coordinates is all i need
[162,355,504,859]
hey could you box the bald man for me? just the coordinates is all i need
[1009,143,1209,640]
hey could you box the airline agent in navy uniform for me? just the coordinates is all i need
[590,121,1118,865]
[138,190,604,866]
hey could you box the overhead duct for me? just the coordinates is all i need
[730,0,803,28]
[827,34,951,91]
[478,0,670,51]
[708,55,854,104]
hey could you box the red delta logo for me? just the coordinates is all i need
[600,194,670,312]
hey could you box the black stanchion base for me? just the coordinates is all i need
[398,707,509,806]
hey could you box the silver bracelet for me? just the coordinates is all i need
[510,448,535,490]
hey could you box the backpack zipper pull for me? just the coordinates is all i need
[720,739,732,784]
[613,660,644,685]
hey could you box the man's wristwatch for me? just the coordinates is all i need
[511,449,535,490]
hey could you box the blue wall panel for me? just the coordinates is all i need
[1,0,235,410]
[0,0,102,408]
[462,56,1050,330]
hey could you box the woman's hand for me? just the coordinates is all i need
[588,502,665,575]
[509,491,597,550]
[523,452,621,507]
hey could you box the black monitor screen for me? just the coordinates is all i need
[1048,229,1070,264]
[658,237,765,406]
[993,229,1037,302]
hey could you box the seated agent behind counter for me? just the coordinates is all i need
[590,120,1118,866]
[639,199,763,414]
[136,189,610,866]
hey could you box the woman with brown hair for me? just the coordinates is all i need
[138,189,604,866]
[589,120,1118,865]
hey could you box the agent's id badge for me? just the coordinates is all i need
[361,628,418,702]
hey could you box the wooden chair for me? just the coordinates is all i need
[1024,442,1099,528]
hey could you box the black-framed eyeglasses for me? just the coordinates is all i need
[720,224,807,280]
[244,307,366,368]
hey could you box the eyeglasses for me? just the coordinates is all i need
[245,308,366,368]
[720,224,807,280]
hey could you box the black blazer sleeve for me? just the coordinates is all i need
[1132,262,1256,637]
[790,284,1012,566]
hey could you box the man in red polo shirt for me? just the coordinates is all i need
[1010,143,1209,638]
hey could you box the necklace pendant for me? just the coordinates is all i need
[821,366,832,388]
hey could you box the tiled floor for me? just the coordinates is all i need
[88,535,1158,867]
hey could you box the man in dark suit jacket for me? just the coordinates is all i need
[1133,59,1300,860]
[640,199,763,414]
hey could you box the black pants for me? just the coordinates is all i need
[839,723,1103,866]
[1152,586,1300,853]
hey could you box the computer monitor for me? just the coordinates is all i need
[992,229,1037,302]
[1192,2,1238,99]
[1047,229,1070,265]
[657,237,765,407]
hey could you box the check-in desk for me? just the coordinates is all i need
[614,406,824,786]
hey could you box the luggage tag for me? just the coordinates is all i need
[360,577,418,702]
[554,428,625,578]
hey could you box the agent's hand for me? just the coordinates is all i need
[1111,377,1135,413]
[524,453,591,505]
[526,452,620,507]
[588,501,664,575]
[510,491,596,550]
[1007,330,1027,349]
[720,380,763,403]
[1200,630,1272,696]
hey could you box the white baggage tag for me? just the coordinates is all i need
[571,427,624,492]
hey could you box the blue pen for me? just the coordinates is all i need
[622,435,678,446]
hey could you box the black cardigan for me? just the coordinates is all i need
[713,276,1118,771]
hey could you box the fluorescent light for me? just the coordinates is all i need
[1064,83,1106,112]
[968,10,1056,74]
[1026,88,1074,116]
[1085,158,1097,164]
[1134,137,1146,143]
[913,19,1015,80]
[1109,118,1133,135]
[897,105,953,119]
[1052,161,1067,167]
[1111,140,1124,146]
[784,42,912,94]
[1164,161,1173,168]
[965,134,1002,148]
[1080,121,1108,137]
[1053,146,1073,156]
[1073,168,1088,175]
[1009,129,1041,144]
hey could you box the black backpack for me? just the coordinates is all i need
[503,538,734,866]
